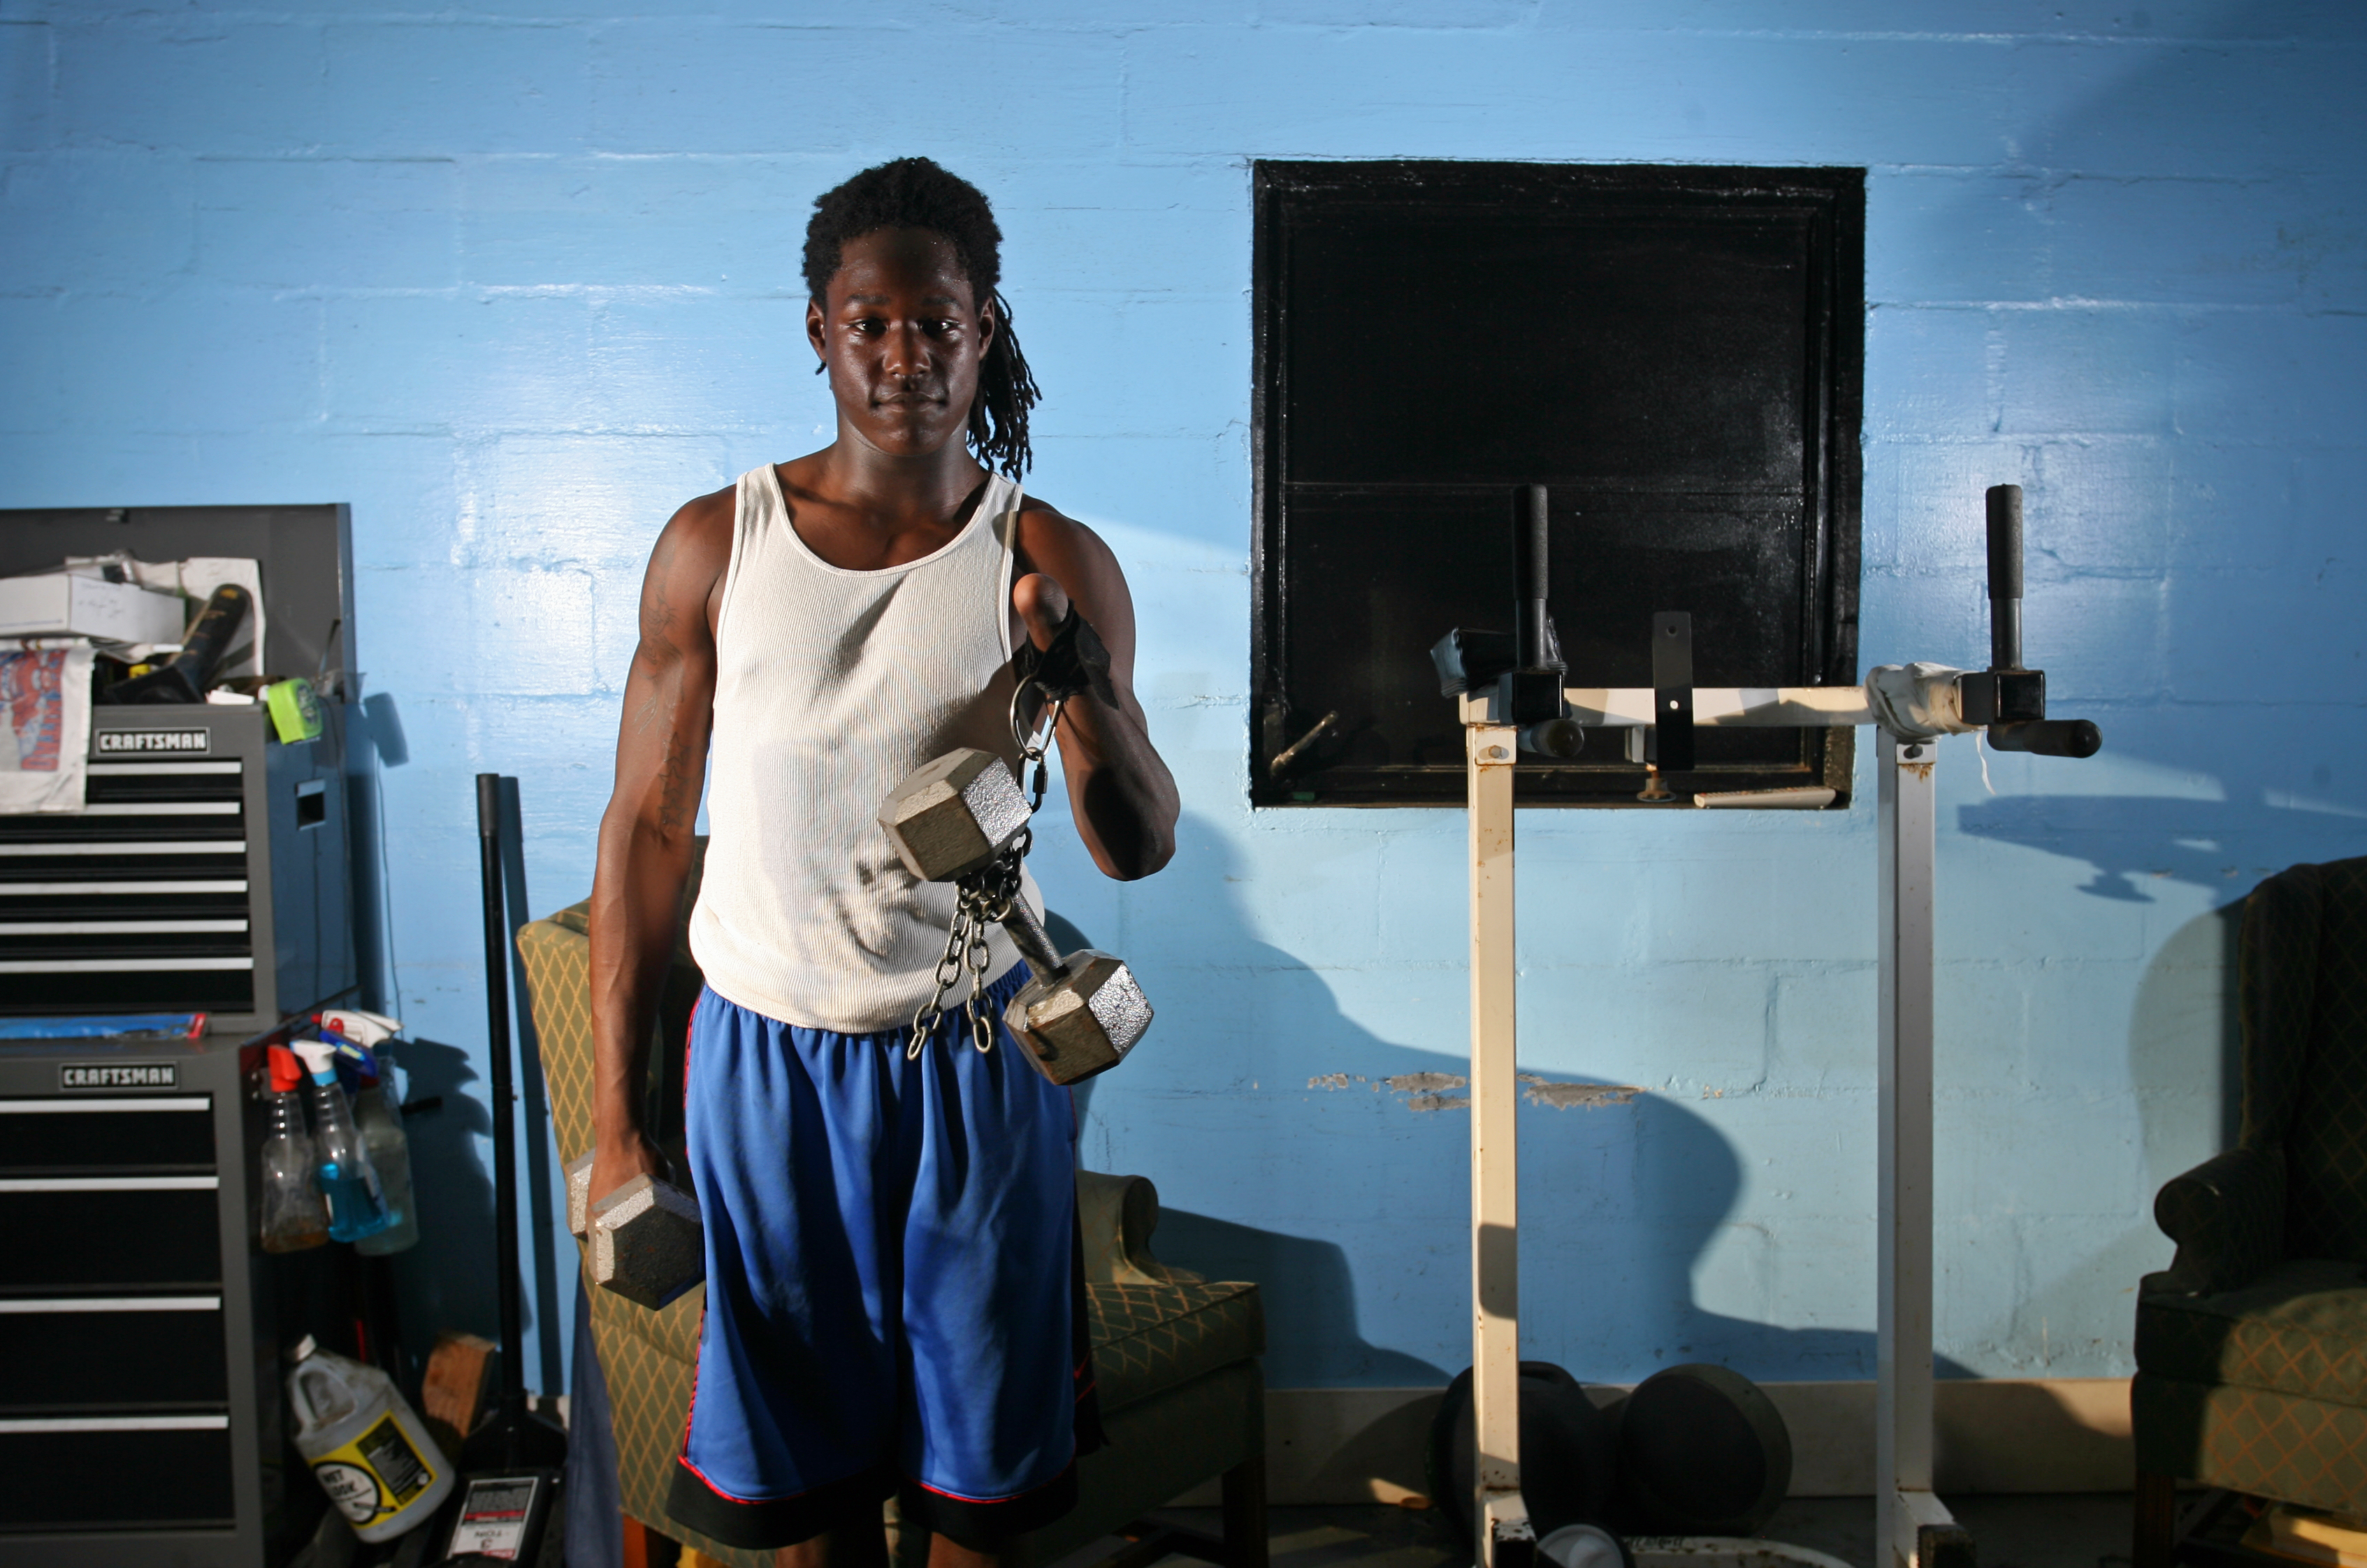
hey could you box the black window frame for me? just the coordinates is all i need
[1250,160,1866,808]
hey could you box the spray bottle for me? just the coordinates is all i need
[258,1045,329,1254]
[289,1037,392,1243]
[326,1014,420,1257]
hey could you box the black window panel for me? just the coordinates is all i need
[1253,161,1863,807]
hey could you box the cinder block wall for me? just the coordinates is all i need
[3,2,2361,1395]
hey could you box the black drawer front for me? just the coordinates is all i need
[0,1101,215,1174]
[0,1190,221,1291]
[0,1305,227,1409]
[0,968,255,1017]
[0,1425,235,1530]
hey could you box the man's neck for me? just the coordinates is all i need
[802,430,989,528]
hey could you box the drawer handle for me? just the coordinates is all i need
[0,1416,229,1433]
[0,1176,218,1192]
[0,1296,221,1314]
[0,1098,211,1114]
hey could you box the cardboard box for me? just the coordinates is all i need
[0,572,187,644]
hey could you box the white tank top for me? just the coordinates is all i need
[689,463,1043,1033]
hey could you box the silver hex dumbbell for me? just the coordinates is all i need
[565,1152,704,1311]
[997,896,1153,1084]
[878,748,1154,1084]
[878,748,1036,882]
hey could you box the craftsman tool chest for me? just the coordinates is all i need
[0,705,357,1035]
[0,1036,287,1565]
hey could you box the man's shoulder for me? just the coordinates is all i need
[672,478,739,532]
[1012,493,1117,567]
[661,481,739,551]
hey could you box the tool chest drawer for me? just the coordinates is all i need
[0,1184,222,1292]
[0,1095,216,1173]
[0,1298,229,1409]
[0,1422,236,1530]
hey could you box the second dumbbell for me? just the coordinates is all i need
[565,1152,704,1311]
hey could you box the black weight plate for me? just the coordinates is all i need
[1428,1362,1619,1542]
[1616,1363,1792,1536]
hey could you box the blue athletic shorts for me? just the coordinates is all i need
[663,966,1096,1551]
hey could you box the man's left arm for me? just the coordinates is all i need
[1012,505,1178,881]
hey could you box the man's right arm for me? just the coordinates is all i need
[586,490,732,1207]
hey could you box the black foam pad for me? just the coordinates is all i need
[1615,1363,1792,1536]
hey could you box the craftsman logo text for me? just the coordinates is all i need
[96,729,210,755]
[59,1064,178,1089]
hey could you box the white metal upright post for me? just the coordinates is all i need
[1467,720,1528,1568]
[1876,729,1967,1568]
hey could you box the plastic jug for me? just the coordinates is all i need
[286,1338,453,1541]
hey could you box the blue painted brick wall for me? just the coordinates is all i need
[3,1,2361,1393]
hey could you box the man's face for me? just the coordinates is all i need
[809,226,993,460]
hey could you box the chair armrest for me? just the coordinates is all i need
[1076,1170,1189,1286]
[2150,1145,2285,1296]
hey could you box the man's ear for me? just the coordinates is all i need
[977,293,997,354]
[805,295,828,370]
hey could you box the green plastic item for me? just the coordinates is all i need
[264,677,324,743]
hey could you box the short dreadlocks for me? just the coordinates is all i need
[803,157,1041,479]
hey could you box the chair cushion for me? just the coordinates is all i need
[594,1269,1264,1423]
[1087,1279,1264,1414]
[2136,1370,2367,1516]
[2140,1258,2367,1402]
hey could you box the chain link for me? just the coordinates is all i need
[904,827,1034,1060]
[907,681,1066,1061]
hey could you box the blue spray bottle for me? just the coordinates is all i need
[289,1038,393,1242]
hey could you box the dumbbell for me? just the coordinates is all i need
[565,1152,704,1311]
[878,748,1035,881]
[879,748,1154,1084]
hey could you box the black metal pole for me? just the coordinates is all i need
[476,774,523,1417]
[1985,483,2024,672]
[464,773,566,1470]
[1514,484,1550,672]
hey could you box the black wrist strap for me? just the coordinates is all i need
[1012,604,1117,707]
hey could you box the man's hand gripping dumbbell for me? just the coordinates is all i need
[565,1148,702,1310]
[878,614,1154,1084]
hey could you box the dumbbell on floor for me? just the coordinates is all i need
[879,747,1153,1085]
[565,1152,704,1311]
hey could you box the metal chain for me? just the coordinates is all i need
[907,682,1064,1061]
[905,826,1035,1060]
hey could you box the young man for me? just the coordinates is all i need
[587,159,1180,1568]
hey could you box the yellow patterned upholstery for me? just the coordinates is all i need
[517,866,1265,1563]
[1090,1279,1265,1414]
[2138,857,2367,1518]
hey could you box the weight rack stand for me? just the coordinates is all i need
[1455,486,2094,1568]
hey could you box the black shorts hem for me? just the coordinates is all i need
[666,1456,898,1550]
[895,1462,1078,1551]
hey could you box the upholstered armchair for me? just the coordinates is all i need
[2135,856,2367,1565]
[517,846,1269,1568]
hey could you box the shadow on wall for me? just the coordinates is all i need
[1958,787,2367,905]
[1058,815,1971,1389]
[386,1035,502,1363]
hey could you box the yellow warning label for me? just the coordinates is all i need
[309,1413,437,1525]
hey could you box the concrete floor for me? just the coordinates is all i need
[1073,1496,2137,1568]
